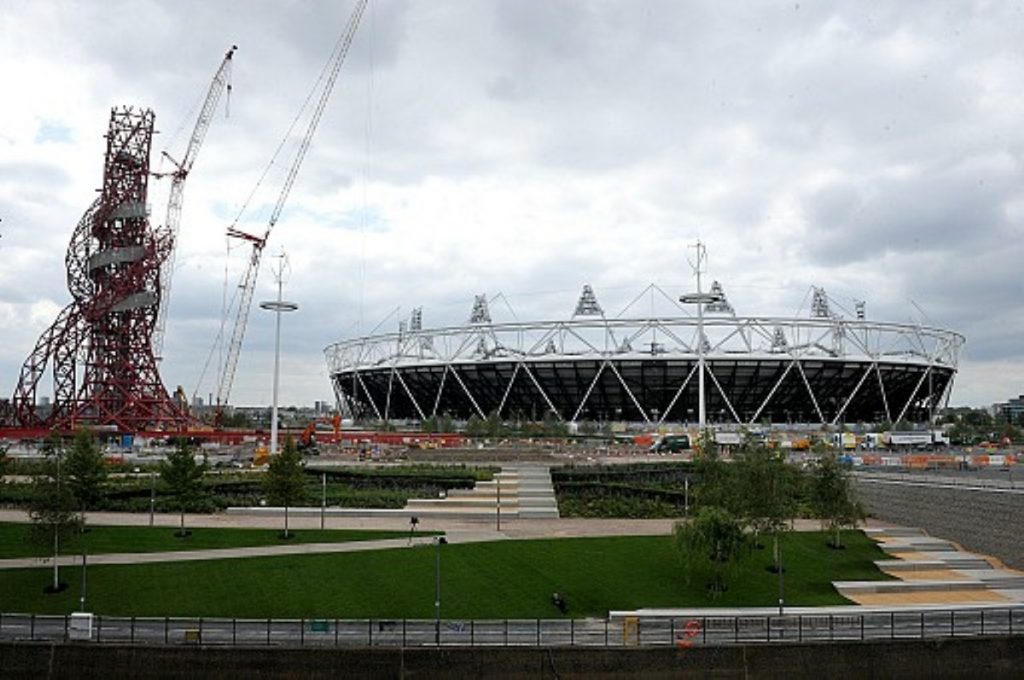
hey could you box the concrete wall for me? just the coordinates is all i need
[2,638,1023,679]
[855,478,1024,569]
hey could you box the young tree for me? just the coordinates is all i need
[692,429,737,512]
[264,437,308,539]
[64,428,108,510]
[674,506,746,596]
[734,438,795,572]
[160,440,207,537]
[28,435,83,592]
[810,452,864,548]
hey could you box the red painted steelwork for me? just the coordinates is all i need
[6,108,192,433]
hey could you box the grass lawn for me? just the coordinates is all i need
[0,523,427,559]
[0,531,890,618]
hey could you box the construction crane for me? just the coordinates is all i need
[152,45,237,361]
[214,0,369,420]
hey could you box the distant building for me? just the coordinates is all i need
[995,395,1024,424]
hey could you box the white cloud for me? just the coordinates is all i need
[1,0,1022,410]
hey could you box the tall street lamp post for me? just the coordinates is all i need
[679,240,723,432]
[434,536,448,645]
[259,253,298,456]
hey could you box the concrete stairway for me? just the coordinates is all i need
[833,526,1024,605]
[403,466,559,520]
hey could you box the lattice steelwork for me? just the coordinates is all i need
[8,107,190,431]
[325,288,964,427]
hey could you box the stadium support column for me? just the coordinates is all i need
[680,241,723,431]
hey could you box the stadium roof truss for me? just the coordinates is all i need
[325,306,964,427]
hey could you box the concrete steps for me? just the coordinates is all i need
[401,466,559,520]
[834,525,1024,606]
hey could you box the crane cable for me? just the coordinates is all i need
[211,0,370,411]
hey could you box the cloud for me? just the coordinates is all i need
[1,1,1022,411]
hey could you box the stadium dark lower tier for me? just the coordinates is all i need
[332,358,954,424]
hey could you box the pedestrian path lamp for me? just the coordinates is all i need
[434,536,448,645]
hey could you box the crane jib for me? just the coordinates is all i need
[213,0,369,415]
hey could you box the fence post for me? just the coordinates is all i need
[950,610,954,637]
[1010,609,1014,636]
[734,616,738,644]
[301,618,305,646]
[828,614,833,642]
[30,614,35,640]
[890,611,894,640]
[472,619,476,646]
[165,617,169,644]
[981,609,985,636]
[702,617,707,646]
[920,611,924,638]
[507,619,510,647]
[64,614,69,642]
[767,616,771,643]
[267,618,271,646]
[402,619,406,647]
[860,614,864,641]
[798,615,802,642]
[233,618,237,646]
[368,619,373,646]
[131,617,135,644]
[335,619,340,647]
[199,617,203,644]
[604,618,607,647]
[96,615,101,643]
[669,618,674,647]
[536,618,541,646]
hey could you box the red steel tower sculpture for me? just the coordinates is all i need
[9,107,190,432]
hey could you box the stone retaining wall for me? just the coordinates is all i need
[2,637,1023,679]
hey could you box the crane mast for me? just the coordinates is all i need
[152,45,237,360]
[215,0,369,415]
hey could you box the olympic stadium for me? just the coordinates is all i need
[324,283,964,427]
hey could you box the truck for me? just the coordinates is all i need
[650,434,691,453]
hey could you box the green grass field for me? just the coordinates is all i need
[0,523,425,559]
[0,531,890,618]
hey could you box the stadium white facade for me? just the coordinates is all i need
[324,283,963,427]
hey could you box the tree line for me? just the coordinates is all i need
[16,430,308,593]
[674,432,863,596]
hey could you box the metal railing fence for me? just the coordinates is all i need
[0,608,1021,648]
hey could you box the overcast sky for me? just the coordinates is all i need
[1,0,1022,410]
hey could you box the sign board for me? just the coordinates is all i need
[69,612,93,641]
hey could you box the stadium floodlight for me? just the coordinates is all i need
[259,253,298,456]
[679,241,723,430]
